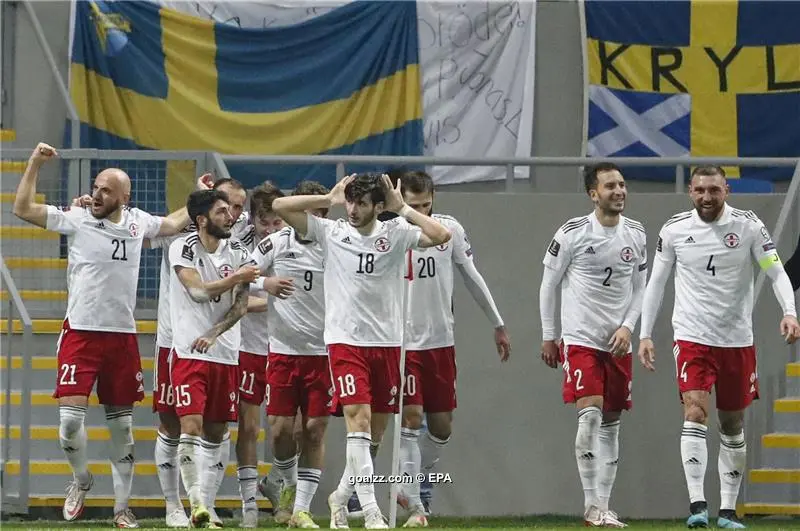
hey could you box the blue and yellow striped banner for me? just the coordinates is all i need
[70,0,423,195]
[584,0,800,182]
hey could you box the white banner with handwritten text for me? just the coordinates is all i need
[161,1,536,184]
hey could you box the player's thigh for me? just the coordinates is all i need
[328,344,372,408]
[205,362,239,423]
[265,353,302,417]
[238,351,268,406]
[299,355,333,418]
[237,400,262,437]
[603,352,633,411]
[402,350,425,407]
[674,340,717,395]
[715,346,759,411]
[170,356,210,418]
[369,347,401,414]
[97,332,144,406]
[561,344,605,401]
[153,347,177,414]
[422,347,457,413]
[53,325,101,399]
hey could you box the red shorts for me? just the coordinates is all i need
[152,346,176,414]
[328,344,400,414]
[403,347,457,413]
[674,340,759,411]
[265,353,332,417]
[560,343,632,411]
[53,320,144,406]
[238,351,269,406]
[169,353,239,423]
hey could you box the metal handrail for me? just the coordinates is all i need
[0,254,33,514]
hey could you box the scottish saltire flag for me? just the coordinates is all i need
[70,0,423,197]
[584,0,800,182]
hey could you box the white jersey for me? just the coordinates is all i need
[237,225,270,356]
[305,213,422,346]
[543,212,648,351]
[655,204,779,347]
[46,205,162,333]
[406,214,472,350]
[252,227,327,356]
[151,231,193,348]
[231,212,250,239]
[168,233,256,365]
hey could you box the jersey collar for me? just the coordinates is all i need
[589,210,624,236]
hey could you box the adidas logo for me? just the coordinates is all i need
[286,252,296,259]
[199,258,204,267]
[118,454,135,464]
[212,462,225,470]
[584,246,595,255]
[158,462,175,470]
[724,471,742,479]
[180,456,193,465]
[341,236,352,244]
[684,457,701,465]
[685,236,695,244]
[63,446,77,453]
[96,222,105,229]
[578,452,595,461]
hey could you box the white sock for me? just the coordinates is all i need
[719,431,746,511]
[597,420,621,512]
[681,421,708,503]
[332,449,355,504]
[59,405,91,486]
[155,431,181,513]
[295,467,321,514]
[106,409,135,514]
[400,428,424,511]
[420,432,449,473]
[237,466,258,511]
[348,432,378,513]
[274,455,298,488]
[207,431,230,508]
[201,439,223,509]
[178,434,203,506]
[575,406,602,513]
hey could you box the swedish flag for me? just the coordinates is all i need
[584,0,800,182]
[70,0,423,199]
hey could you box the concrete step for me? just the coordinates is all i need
[0,354,156,390]
[762,433,800,448]
[0,290,67,302]
[788,362,800,396]
[757,447,800,469]
[774,397,800,413]
[1,160,27,173]
[2,400,166,427]
[2,259,68,291]
[1,129,17,143]
[0,226,63,259]
[738,503,800,516]
[749,468,800,483]
[745,482,800,505]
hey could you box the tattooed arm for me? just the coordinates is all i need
[191,282,250,353]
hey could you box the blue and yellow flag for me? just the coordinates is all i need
[584,0,800,183]
[70,0,423,199]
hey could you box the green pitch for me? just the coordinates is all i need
[1,516,798,530]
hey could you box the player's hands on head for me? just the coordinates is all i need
[608,326,632,357]
[191,334,216,354]
[495,326,511,362]
[382,174,405,213]
[30,142,57,165]
[197,173,214,191]
[263,276,295,299]
[71,194,92,208]
[235,265,261,284]
[540,340,559,369]
[780,315,800,344]
[328,174,354,206]
[638,338,656,371]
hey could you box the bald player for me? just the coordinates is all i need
[13,143,201,528]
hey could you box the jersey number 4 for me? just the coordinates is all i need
[706,255,716,276]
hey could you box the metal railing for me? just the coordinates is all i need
[0,255,33,515]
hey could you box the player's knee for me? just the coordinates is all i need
[684,403,707,424]
[303,418,328,448]
[428,424,452,441]
[59,412,84,440]
[269,416,295,442]
[403,407,424,430]
[179,415,203,437]
[718,414,744,435]
[158,415,181,439]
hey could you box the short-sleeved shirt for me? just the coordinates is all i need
[304,214,422,346]
[252,227,326,356]
[168,233,256,365]
[46,205,162,333]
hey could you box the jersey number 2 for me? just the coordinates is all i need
[602,267,613,286]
